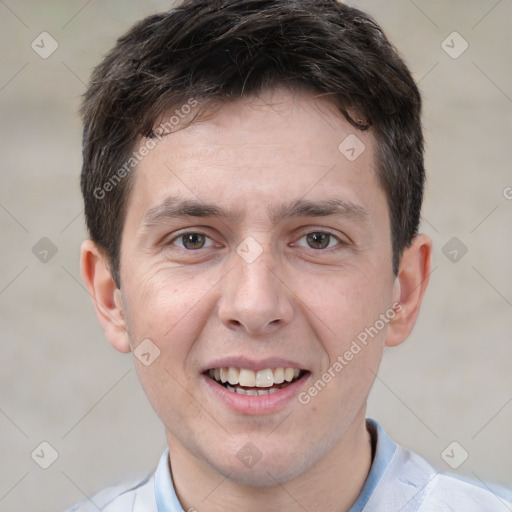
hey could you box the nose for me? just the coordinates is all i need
[217,247,294,336]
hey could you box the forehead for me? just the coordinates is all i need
[126,87,384,226]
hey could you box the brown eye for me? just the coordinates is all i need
[306,232,332,249]
[180,233,206,250]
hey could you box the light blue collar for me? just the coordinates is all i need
[154,448,183,512]
[348,419,396,511]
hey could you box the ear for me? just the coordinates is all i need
[80,239,131,353]
[385,234,432,348]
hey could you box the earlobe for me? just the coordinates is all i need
[385,234,432,348]
[80,239,132,353]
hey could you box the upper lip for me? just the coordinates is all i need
[201,357,309,373]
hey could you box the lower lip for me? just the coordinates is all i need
[201,373,311,415]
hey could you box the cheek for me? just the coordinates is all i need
[294,265,392,403]
[297,266,390,342]
[123,264,217,341]
[121,266,221,426]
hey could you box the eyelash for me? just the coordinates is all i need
[167,229,346,252]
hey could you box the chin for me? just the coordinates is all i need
[205,446,316,488]
[218,462,304,488]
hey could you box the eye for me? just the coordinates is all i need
[172,232,214,250]
[296,232,341,250]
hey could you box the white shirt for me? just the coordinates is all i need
[65,419,512,512]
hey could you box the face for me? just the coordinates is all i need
[86,87,423,487]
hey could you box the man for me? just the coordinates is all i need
[70,0,512,510]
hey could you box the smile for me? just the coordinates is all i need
[206,367,308,396]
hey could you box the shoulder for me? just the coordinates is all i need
[364,421,512,512]
[386,443,512,511]
[64,473,157,512]
[420,471,512,512]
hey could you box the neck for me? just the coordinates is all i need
[166,410,373,512]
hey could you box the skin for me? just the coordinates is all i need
[81,87,432,512]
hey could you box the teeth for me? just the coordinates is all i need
[273,367,285,384]
[225,384,282,395]
[256,368,274,387]
[227,367,239,385]
[209,366,303,388]
[239,368,256,387]
[284,368,295,382]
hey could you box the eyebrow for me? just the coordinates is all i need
[268,197,370,225]
[137,195,370,236]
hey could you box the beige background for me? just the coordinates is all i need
[0,1,511,510]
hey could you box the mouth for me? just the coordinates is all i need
[204,367,309,396]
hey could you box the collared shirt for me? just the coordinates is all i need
[65,419,512,511]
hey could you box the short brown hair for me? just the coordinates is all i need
[81,0,424,288]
